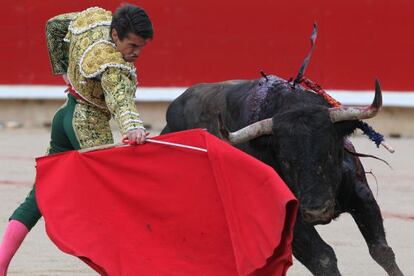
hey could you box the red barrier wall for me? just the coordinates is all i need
[0,0,413,90]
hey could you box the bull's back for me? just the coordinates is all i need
[163,79,255,133]
[162,76,327,134]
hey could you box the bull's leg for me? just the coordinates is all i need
[349,182,404,276]
[293,216,341,276]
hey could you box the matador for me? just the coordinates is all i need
[0,4,154,275]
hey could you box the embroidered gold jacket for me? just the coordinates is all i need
[46,7,144,134]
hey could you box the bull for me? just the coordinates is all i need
[161,75,404,275]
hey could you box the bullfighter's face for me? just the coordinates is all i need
[111,29,150,62]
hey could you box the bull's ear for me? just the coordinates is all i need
[334,120,359,138]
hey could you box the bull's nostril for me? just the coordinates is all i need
[301,202,335,224]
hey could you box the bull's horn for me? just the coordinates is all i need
[329,79,382,123]
[227,118,273,144]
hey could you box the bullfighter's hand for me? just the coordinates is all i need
[125,128,147,145]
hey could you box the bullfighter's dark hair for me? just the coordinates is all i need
[111,3,154,40]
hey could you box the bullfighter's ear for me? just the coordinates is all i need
[334,120,359,138]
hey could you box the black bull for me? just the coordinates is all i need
[161,75,403,275]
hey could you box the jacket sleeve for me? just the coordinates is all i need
[45,13,78,75]
[101,67,145,135]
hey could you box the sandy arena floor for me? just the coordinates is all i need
[0,128,413,275]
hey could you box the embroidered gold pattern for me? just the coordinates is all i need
[102,67,143,134]
[68,7,112,35]
[80,40,135,78]
[46,12,78,74]
[72,103,113,149]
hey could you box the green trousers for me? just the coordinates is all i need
[10,94,82,230]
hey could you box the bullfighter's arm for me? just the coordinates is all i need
[45,12,78,75]
[101,67,145,135]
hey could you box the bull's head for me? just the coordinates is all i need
[219,80,382,225]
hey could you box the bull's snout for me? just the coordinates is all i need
[302,200,335,225]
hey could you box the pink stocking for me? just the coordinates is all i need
[0,220,29,276]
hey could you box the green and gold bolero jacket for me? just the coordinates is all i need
[46,7,144,134]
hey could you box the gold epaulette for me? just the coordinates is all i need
[79,40,136,78]
[68,7,112,35]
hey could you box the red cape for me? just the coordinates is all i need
[36,129,297,275]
